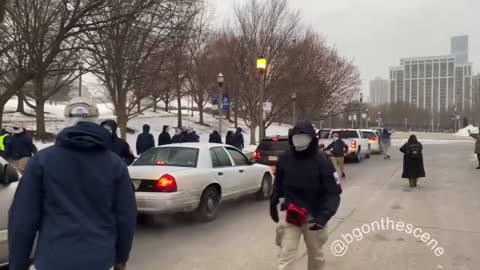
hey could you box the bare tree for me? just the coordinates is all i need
[86,0,198,139]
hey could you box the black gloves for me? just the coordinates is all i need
[270,201,279,223]
[308,219,324,231]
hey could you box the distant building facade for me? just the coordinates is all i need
[473,74,480,106]
[369,77,390,106]
[389,36,474,113]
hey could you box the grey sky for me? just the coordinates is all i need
[208,0,480,99]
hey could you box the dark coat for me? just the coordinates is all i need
[183,131,199,143]
[172,133,184,144]
[136,124,155,155]
[271,121,342,227]
[209,131,222,144]
[8,122,136,270]
[225,131,234,146]
[475,136,480,154]
[5,130,37,160]
[231,131,244,150]
[400,142,426,179]
[326,139,348,157]
[100,120,135,165]
[158,125,172,146]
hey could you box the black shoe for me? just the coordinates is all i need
[341,173,346,178]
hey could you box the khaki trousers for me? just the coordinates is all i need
[330,156,345,174]
[276,213,328,270]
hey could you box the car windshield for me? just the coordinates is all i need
[331,131,359,139]
[257,139,290,152]
[133,147,199,168]
[318,130,331,139]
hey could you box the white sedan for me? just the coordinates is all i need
[128,143,274,222]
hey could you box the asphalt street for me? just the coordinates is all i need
[129,141,479,270]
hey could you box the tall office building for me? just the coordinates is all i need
[369,77,390,106]
[389,36,473,113]
[473,74,480,106]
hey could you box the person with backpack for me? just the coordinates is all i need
[400,134,425,187]
[379,128,392,159]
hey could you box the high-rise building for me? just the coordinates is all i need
[473,74,480,106]
[389,36,473,113]
[369,77,390,106]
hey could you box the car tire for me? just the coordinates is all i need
[255,174,272,200]
[355,148,362,163]
[194,186,221,222]
[137,213,155,225]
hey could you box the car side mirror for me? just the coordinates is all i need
[0,164,20,186]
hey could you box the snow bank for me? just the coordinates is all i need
[455,125,479,137]
[3,99,292,155]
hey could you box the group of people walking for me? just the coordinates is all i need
[136,125,200,155]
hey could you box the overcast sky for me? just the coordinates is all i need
[208,0,480,99]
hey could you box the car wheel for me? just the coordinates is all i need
[256,174,272,200]
[194,186,221,222]
[355,148,362,163]
[137,213,155,225]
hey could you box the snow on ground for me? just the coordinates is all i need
[3,99,291,155]
[455,125,479,137]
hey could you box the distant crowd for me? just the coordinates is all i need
[0,121,246,172]
[136,124,245,155]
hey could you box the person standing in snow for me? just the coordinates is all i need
[225,130,234,146]
[183,128,199,143]
[209,130,222,144]
[136,124,155,155]
[5,126,37,171]
[100,120,135,165]
[8,97,136,270]
[231,127,244,150]
[172,128,184,144]
[158,125,172,146]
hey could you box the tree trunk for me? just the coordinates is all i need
[176,78,182,128]
[234,106,238,128]
[153,97,158,112]
[226,108,231,121]
[34,76,47,141]
[117,111,128,141]
[249,126,256,145]
[137,98,141,113]
[16,93,25,113]
[199,107,204,125]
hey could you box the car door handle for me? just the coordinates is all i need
[218,172,224,176]
[239,170,244,173]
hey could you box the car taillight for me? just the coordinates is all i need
[272,137,279,142]
[155,174,177,192]
[369,137,377,142]
[253,151,263,159]
[351,140,357,149]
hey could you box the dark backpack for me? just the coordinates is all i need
[408,143,421,159]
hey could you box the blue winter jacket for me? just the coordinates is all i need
[8,122,137,270]
[326,139,349,157]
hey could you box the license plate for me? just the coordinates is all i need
[268,156,278,161]
[132,180,141,190]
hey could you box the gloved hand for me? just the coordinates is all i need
[270,201,279,223]
[308,219,324,231]
[114,263,126,270]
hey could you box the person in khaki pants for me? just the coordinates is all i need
[325,133,348,178]
[270,121,342,270]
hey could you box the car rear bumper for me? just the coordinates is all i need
[135,191,198,214]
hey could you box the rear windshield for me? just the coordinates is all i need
[317,130,331,139]
[362,132,377,139]
[133,147,199,167]
[331,130,359,139]
[257,139,290,152]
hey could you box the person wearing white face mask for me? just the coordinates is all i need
[270,121,342,270]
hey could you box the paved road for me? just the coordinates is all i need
[129,141,479,270]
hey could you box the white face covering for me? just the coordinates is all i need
[292,134,312,151]
[333,136,339,141]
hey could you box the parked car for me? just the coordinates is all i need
[0,157,21,267]
[128,143,274,222]
[252,136,290,174]
[317,129,332,139]
[361,129,382,154]
[319,129,371,162]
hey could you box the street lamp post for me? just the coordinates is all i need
[365,108,369,128]
[291,92,296,126]
[257,57,267,140]
[78,62,84,97]
[359,93,363,128]
[217,73,224,137]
